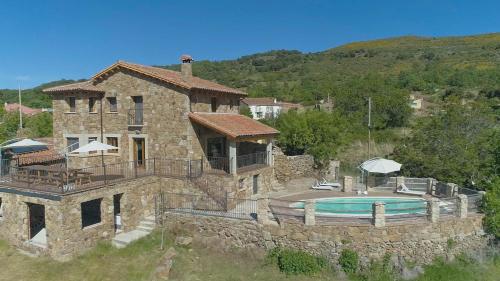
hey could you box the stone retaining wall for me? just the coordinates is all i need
[273,148,315,182]
[162,212,489,266]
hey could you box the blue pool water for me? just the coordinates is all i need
[294,197,427,216]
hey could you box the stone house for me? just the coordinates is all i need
[0,55,278,259]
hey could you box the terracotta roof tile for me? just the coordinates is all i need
[242,98,278,106]
[43,80,104,93]
[13,147,64,166]
[4,103,43,116]
[94,61,247,96]
[189,112,279,139]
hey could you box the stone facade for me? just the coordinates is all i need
[273,147,315,182]
[162,212,489,266]
[0,176,195,260]
[51,69,243,168]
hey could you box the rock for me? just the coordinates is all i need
[401,265,424,280]
[175,236,193,246]
[155,247,177,280]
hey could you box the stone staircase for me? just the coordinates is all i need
[112,216,155,248]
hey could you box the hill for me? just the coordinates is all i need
[0,79,84,108]
[162,33,500,105]
[3,33,500,108]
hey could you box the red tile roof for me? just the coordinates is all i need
[43,80,104,93]
[189,112,279,139]
[242,98,278,106]
[4,103,43,116]
[44,61,246,96]
[95,61,246,96]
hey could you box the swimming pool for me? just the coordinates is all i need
[293,197,427,216]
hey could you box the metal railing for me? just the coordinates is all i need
[155,192,257,220]
[127,108,146,126]
[204,156,230,174]
[237,152,267,169]
[0,158,203,194]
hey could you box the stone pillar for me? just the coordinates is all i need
[229,140,237,175]
[396,176,405,191]
[343,176,353,193]
[427,198,440,223]
[427,178,435,195]
[304,200,315,226]
[372,202,385,227]
[447,183,457,197]
[257,197,269,225]
[266,138,273,166]
[457,194,468,218]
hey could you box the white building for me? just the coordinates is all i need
[241,98,282,120]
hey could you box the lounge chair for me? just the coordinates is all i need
[396,183,426,196]
[318,178,341,188]
[311,184,334,191]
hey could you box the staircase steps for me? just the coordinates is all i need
[111,216,156,249]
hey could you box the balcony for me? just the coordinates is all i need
[127,108,146,126]
[0,158,202,195]
[204,152,269,175]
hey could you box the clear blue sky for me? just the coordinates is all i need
[1,0,499,89]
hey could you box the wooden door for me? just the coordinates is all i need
[133,138,145,166]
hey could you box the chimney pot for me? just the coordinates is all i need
[180,54,193,80]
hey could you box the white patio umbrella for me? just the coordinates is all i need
[70,141,117,154]
[359,157,402,174]
[3,138,47,148]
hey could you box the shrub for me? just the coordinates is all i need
[267,248,326,276]
[339,249,359,274]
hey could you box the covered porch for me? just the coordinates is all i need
[189,112,279,175]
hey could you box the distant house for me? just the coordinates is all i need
[242,98,302,120]
[4,103,43,116]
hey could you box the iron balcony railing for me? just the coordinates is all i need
[237,151,268,169]
[127,108,147,126]
[0,158,203,195]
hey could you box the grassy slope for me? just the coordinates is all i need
[1,231,498,281]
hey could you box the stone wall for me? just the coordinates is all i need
[273,147,315,182]
[162,212,489,266]
[52,68,244,168]
[0,175,194,260]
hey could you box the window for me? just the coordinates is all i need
[211,97,217,112]
[238,179,245,190]
[89,97,97,113]
[107,137,119,153]
[81,199,102,228]
[88,137,98,154]
[0,198,3,219]
[256,112,263,118]
[67,97,76,112]
[207,137,226,157]
[107,97,117,112]
[67,137,79,152]
[230,99,234,110]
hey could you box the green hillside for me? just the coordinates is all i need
[163,33,500,105]
[0,79,83,108]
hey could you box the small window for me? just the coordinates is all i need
[67,97,76,112]
[89,97,97,113]
[0,197,4,219]
[88,137,98,154]
[67,137,79,152]
[107,137,119,153]
[81,199,102,228]
[238,179,245,190]
[107,97,117,112]
[211,97,217,112]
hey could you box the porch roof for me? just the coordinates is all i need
[189,112,279,139]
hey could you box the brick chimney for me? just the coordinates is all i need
[181,54,193,80]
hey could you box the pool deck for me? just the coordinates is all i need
[270,177,424,201]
